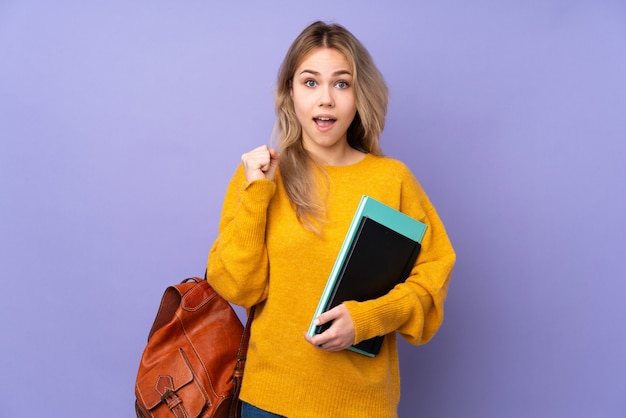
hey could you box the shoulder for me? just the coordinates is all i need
[363,154,434,213]
[366,154,411,170]
[364,154,420,183]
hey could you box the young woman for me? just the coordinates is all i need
[207,21,456,418]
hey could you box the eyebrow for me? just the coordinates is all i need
[298,69,352,77]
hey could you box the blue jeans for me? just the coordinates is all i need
[241,401,285,418]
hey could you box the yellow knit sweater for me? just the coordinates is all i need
[207,154,456,417]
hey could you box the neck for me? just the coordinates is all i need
[305,143,365,166]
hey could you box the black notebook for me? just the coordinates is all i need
[307,196,427,357]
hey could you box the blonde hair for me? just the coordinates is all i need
[274,21,389,231]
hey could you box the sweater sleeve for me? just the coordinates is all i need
[343,169,456,345]
[206,164,276,308]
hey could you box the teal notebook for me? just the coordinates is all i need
[307,196,427,357]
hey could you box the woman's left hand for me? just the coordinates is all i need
[304,304,355,352]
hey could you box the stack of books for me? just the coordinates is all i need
[307,196,427,357]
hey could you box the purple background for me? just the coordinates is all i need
[1,1,625,417]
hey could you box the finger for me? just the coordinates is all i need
[314,309,337,327]
[241,148,271,172]
[268,148,280,160]
[241,151,270,166]
[241,145,269,161]
[304,332,325,348]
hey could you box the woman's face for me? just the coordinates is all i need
[291,47,357,162]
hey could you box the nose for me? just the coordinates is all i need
[318,85,335,107]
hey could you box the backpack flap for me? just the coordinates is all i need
[135,348,206,416]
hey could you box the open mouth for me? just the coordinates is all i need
[314,116,336,128]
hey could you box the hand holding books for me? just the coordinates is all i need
[306,196,427,357]
[304,304,355,352]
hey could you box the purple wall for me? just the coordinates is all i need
[1,1,625,416]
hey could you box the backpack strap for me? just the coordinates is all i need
[229,305,255,418]
[203,269,255,418]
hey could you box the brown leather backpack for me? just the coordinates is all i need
[134,277,253,418]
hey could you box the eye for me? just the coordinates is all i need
[305,79,317,87]
[335,80,350,89]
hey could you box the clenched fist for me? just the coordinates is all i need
[241,145,280,182]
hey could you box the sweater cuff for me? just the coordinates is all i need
[343,290,418,345]
[239,179,276,210]
[242,178,276,195]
